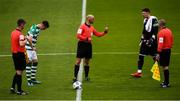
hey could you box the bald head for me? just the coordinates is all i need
[159,19,166,28]
[86,14,95,24]
[86,14,94,19]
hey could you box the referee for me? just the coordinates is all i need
[10,19,29,95]
[156,19,173,88]
[73,14,109,82]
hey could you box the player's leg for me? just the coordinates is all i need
[31,51,41,84]
[131,44,147,77]
[31,59,40,84]
[131,54,145,77]
[84,58,90,81]
[25,50,33,86]
[26,61,33,86]
[150,42,157,63]
[137,54,145,73]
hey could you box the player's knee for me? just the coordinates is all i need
[33,59,38,63]
[27,61,33,66]
[16,70,22,75]
[76,62,81,65]
[163,66,169,70]
[33,62,38,66]
[76,59,81,65]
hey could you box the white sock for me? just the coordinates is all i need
[137,70,142,73]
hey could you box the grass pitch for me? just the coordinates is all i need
[0,0,180,100]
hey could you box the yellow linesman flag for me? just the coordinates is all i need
[151,61,161,81]
[24,49,29,63]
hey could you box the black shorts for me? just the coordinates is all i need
[12,52,26,70]
[139,41,157,56]
[159,49,171,66]
[76,41,92,59]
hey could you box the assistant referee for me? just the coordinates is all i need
[73,14,109,82]
[10,19,29,95]
[156,19,174,88]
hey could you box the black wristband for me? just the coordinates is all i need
[104,30,108,33]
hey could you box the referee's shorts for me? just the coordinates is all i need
[12,52,26,70]
[159,49,171,66]
[76,41,92,59]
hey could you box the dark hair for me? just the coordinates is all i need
[17,18,26,26]
[42,20,49,28]
[142,8,151,13]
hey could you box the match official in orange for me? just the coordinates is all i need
[10,19,29,95]
[73,14,109,82]
[156,19,174,88]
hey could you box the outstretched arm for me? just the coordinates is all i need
[93,26,109,37]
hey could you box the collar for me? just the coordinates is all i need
[36,25,40,29]
[85,23,91,28]
[16,28,21,32]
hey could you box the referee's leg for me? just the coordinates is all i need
[160,50,171,87]
[73,58,82,82]
[84,58,90,81]
[16,70,23,92]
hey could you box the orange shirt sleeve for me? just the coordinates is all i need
[77,26,87,40]
[93,27,104,37]
[157,30,164,52]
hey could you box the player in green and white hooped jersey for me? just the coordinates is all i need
[25,21,49,86]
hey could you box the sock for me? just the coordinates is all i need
[164,70,169,84]
[26,62,32,82]
[137,70,142,73]
[11,73,17,89]
[16,75,22,92]
[31,62,38,81]
[138,55,144,73]
[84,65,89,78]
[74,65,79,79]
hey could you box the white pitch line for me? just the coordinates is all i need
[0,52,180,58]
[76,0,87,101]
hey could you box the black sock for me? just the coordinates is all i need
[74,65,79,79]
[16,75,22,92]
[138,55,144,70]
[164,70,169,84]
[11,73,17,89]
[84,65,89,78]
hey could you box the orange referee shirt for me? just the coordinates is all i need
[11,29,25,53]
[77,23,105,42]
[157,27,173,52]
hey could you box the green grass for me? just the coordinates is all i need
[0,0,180,100]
